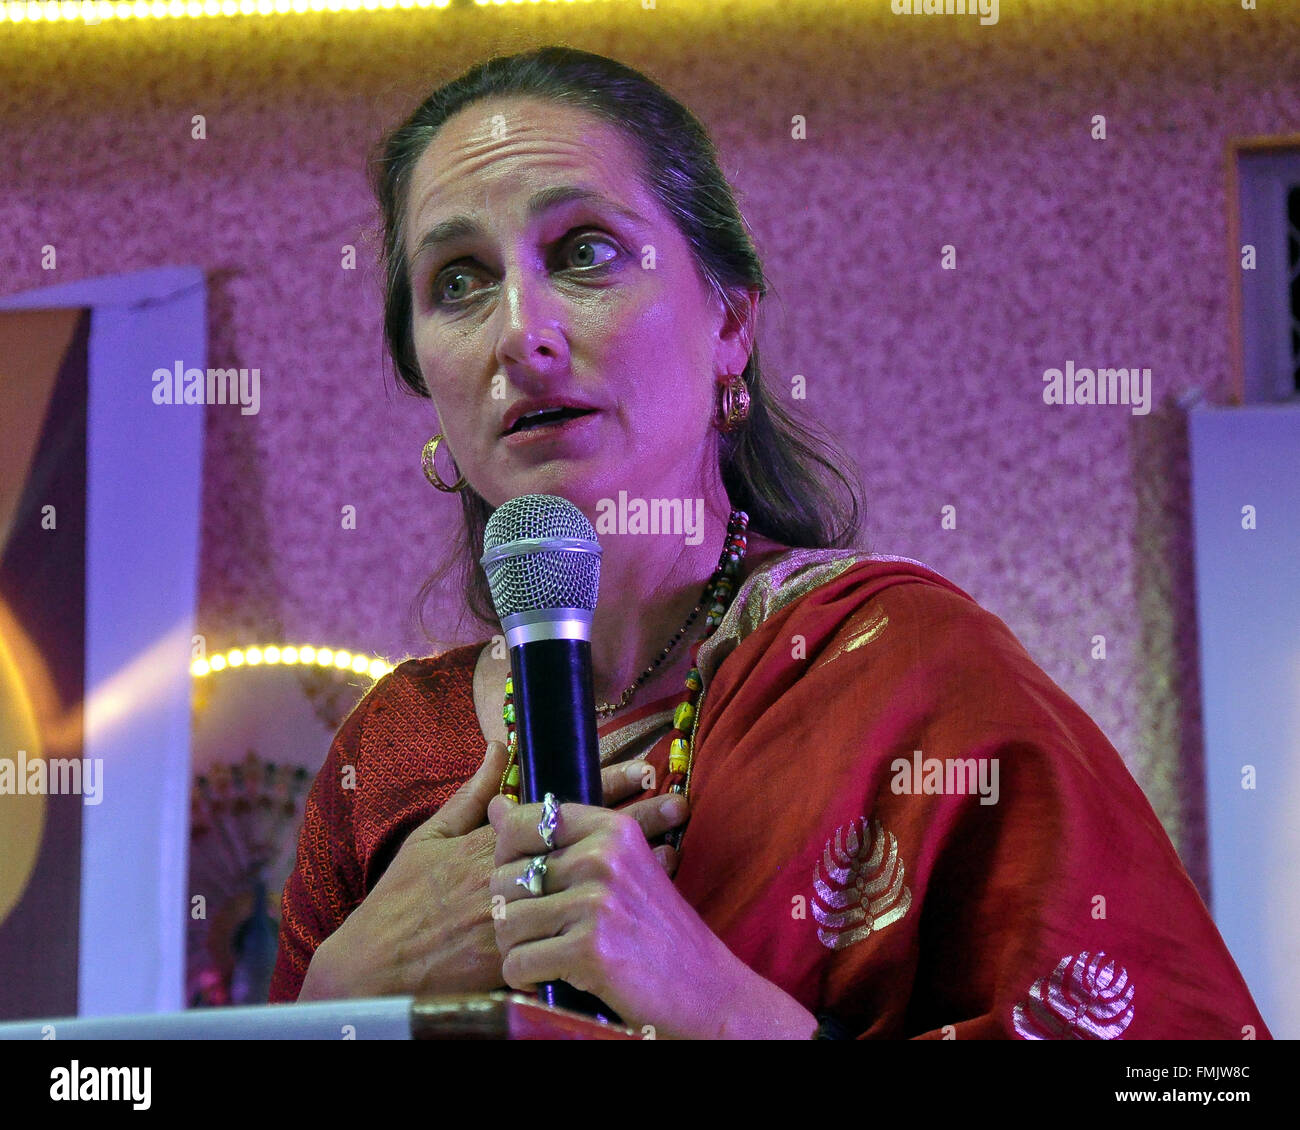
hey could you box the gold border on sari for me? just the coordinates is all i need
[683,548,865,794]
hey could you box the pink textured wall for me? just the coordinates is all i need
[4,0,1297,896]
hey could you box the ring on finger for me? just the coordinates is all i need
[538,792,560,850]
[515,854,549,897]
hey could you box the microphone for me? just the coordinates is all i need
[479,493,617,1022]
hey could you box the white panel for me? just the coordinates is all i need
[1,267,206,1015]
[1189,403,1300,1038]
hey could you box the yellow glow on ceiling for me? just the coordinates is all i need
[0,0,610,22]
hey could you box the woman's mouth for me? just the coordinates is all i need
[502,407,600,445]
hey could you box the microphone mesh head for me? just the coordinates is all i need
[481,494,601,617]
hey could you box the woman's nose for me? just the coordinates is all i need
[493,268,570,375]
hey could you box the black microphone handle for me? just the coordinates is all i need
[510,635,621,1024]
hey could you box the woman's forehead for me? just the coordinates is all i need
[424,102,638,189]
[405,99,653,256]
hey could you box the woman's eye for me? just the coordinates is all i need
[566,234,619,270]
[431,233,619,306]
[435,268,478,305]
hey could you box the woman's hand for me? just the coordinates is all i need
[298,742,668,1001]
[487,793,820,1039]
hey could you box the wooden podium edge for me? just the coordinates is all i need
[411,992,640,1041]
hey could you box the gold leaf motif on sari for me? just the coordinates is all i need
[1011,951,1135,1039]
[810,606,890,672]
[811,817,912,950]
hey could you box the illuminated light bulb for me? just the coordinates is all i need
[315,648,334,665]
[264,646,282,664]
[368,659,388,679]
[227,650,245,667]
[333,650,353,669]
[281,646,300,664]
[298,645,317,663]
[246,647,264,665]
[191,659,211,677]
[351,654,369,673]
[209,654,227,671]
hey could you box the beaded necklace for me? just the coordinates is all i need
[498,510,750,844]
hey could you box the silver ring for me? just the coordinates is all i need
[538,792,560,850]
[515,854,549,897]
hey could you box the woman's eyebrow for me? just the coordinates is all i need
[407,185,648,273]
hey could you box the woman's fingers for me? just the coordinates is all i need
[489,833,680,909]
[619,792,690,843]
[416,740,509,840]
[487,791,690,865]
[653,843,680,877]
[601,759,656,807]
[490,845,571,904]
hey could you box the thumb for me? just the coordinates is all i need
[419,740,510,840]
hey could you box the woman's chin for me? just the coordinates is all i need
[482,471,611,513]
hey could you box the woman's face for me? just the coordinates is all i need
[403,95,754,514]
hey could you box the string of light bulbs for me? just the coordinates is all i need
[191,643,393,680]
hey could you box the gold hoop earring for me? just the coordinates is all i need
[716,373,751,434]
[421,434,468,493]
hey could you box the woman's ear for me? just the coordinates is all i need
[713,285,760,378]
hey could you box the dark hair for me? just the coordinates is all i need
[368,46,865,641]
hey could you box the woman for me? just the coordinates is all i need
[270,46,1270,1040]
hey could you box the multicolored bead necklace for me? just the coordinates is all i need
[498,510,751,833]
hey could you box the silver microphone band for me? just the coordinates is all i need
[501,608,594,647]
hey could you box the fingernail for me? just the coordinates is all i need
[661,795,688,819]
[625,761,649,782]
